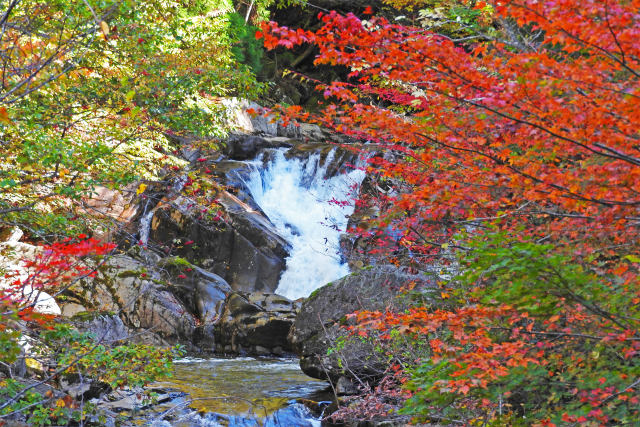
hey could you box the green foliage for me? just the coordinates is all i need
[40,324,184,390]
[0,324,184,425]
[0,310,22,366]
[397,230,640,424]
[228,12,265,76]
[457,230,614,317]
[0,378,81,426]
[0,0,265,237]
[415,0,494,37]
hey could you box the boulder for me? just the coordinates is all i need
[223,98,339,141]
[81,185,138,224]
[215,291,300,355]
[149,194,290,293]
[158,257,233,352]
[158,257,232,324]
[60,255,197,346]
[289,265,437,384]
[73,313,131,344]
[223,133,291,160]
[223,98,301,137]
[209,160,264,212]
[0,226,23,243]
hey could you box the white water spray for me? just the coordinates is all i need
[245,149,365,300]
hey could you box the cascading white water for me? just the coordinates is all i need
[245,148,366,300]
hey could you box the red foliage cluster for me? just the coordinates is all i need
[1,236,115,322]
[258,0,640,424]
[257,0,640,254]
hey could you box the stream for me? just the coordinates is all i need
[150,357,330,426]
[149,146,365,426]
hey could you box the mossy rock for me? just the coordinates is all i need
[161,256,194,269]
[289,265,438,383]
[71,310,117,322]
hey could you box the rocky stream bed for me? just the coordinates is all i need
[0,101,439,426]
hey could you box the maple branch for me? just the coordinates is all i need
[544,265,634,332]
[415,131,636,208]
[492,327,610,342]
[407,225,468,251]
[598,377,640,406]
[603,0,627,66]
[510,1,640,79]
[355,57,640,168]
[0,325,113,413]
[447,91,640,168]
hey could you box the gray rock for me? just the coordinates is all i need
[289,265,437,383]
[60,255,197,346]
[215,292,298,355]
[0,226,23,243]
[209,160,264,212]
[195,270,230,324]
[298,123,326,140]
[74,313,131,344]
[159,258,232,324]
[99,388,169,411]
[244,102,301,138]
[157,258,233,352]
[335,376,358,395]
[223,133,274,160]
[149,194,290,294]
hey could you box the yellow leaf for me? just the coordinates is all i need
[136,183,147,195]
[25,357,43,372]
[100,21,110,37]
[56,398,66,408]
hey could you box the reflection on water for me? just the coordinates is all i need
[150,357,330,426]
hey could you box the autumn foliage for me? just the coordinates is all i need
[258,0,640,424]
[1,236,115,324]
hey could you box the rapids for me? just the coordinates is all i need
[245,148,365,300]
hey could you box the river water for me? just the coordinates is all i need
[151,357,330,426]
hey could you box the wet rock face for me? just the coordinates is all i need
[159,258,232,325]
[149,194,290,294]
[58,251,299,355]
[223,133,294,160]
[73,313,131,344]
[53,245,302,355]
[284,143,359,177]
[289,266,437,384]
[158,258,233,352]
[215,291,300,355]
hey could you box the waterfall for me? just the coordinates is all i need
[138,204,155,247]
[245,148,366,300]
[139,175,187,247]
